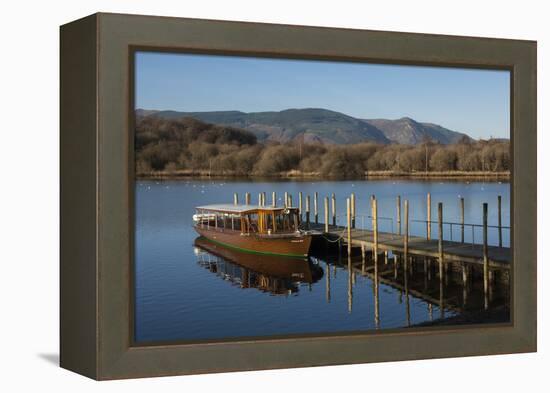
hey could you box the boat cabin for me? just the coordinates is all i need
[194,204,301,235]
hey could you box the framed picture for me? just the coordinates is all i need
[60,13,536,380]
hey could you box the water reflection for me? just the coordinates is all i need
[194,237,323,295]
[194,236,510,328]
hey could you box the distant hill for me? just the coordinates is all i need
[363,117,472,145]
[136,108,473,145]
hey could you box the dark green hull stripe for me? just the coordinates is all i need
[201,236,308,259]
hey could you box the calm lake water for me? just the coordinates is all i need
[135,179,510,343]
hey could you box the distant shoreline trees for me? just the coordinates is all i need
[136,116,510,178]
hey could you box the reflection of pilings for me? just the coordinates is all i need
[374,271,380,329]
[428,303,433,321]
[483,202,489,310]
[361,242,366,275]
[404,264,410,327]
[462,262,468,307]
[423,257,428,290]
[325,261,331,303]
[347,255,353,313]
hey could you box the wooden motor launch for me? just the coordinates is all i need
[193,203,312,258]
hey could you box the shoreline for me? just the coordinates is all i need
[136,170,511,181]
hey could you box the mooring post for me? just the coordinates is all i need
[404,199,409,274]
[372,197,379,277]
[305,195,311,229]
[245,192,250,205]
[284,192,288,208]
[331,193,336,226]
[460,197,465,243]
[314,192,319,224]
[483,202,489,310]
[427,193,431,240]
[272,191,276,207]
[298,192,303,217]
[324,196,329,233]
[258,193,262,206]
[438,202,444,281]
[498,195,502,247]
[233,192,238,206]
[397,195,402,235]
[351,192,356,229]
[347,197,352,255]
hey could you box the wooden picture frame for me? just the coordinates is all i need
[60,12,536,380]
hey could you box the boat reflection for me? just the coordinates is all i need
[194,237,324,295]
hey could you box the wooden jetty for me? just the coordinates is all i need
[231,190,511,309]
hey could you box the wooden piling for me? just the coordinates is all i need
[272,191,276,207]
[427,193,431,240]
[404,199,409,274]
[347,197,352,255]
[460,197,465,243]
[233,192,238,206]
[397,196,401,235]
[351,192,356,229]
[324,196,329,233]
[438,202,444,281]
[372,197,379,277]
[331,193,336,226]
[483,202,489,309]
[498,195,502,247]
[284,192,288,208]
[298,192,303,216]
[314,192,319,224]
[245,192,250,205]
[258,193,262,206]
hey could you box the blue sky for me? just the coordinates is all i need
[135,51,510,140]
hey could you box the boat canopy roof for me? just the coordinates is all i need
[195,204,298,214]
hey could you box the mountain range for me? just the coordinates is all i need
[135,108,474,145]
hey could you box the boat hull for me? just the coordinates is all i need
[194,226,312,258]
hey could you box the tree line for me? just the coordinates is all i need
[136,116,510,178]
